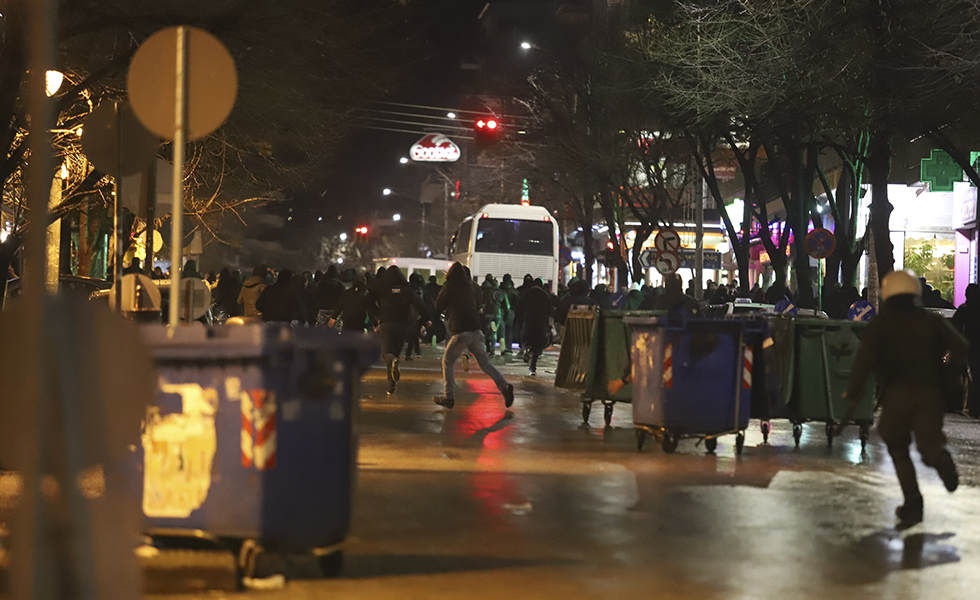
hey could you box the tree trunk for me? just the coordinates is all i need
[582,200,595,285]
[631,228,653,285]
[867,128,894,283]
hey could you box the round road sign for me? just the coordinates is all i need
[847,300,876,322]
[654,250,680,276]
[110,274,161,312]
[654,228,682,253]
[178,278,212,321]
[805,228,836,259]
[128,26,238,141]
[80,101,160,176]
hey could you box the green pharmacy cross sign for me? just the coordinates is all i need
[921,149,962,192]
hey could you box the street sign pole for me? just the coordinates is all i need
[695,174,704,300]
[168,26,188,331]
[818,258,823,311]
[144,162,156,273]
[113,100,124,312]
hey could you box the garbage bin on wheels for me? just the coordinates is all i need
[582,310,661,426]
[136,324,378,578]
[554,305,599,391]
[626,316,764,455]
[788,318,876,449]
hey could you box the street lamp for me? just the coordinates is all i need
[383,188,392,196]
[45,70,64,96]
[520,41,532,50]
[339,232,348,241]
[393,213,401,222]
[399,157,409,164]
[447,112,456,119]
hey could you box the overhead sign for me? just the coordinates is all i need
[409,133,461,163]
[654,250,680,275]
[677,249,722,270]
[81,101,160,177]
[654,228,681,253]
[805,228,836,259]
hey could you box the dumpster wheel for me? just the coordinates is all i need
[760,420,771,444]
[603,403,614,427]
[825,423,835,447]
[792,424,803,448]
[735,432,745,455]
[635,429,647,452]
[661,431,678,453]
[859,423,871,451]
[704,437,718,454]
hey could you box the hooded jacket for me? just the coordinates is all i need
[370,267,427,324]
[436,263,484,335]
[237,275,267,317]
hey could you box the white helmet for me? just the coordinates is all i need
[880,269,921,300]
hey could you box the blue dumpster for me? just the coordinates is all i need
[137,324,378,575]
[625,316,765,455]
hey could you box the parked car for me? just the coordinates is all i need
[4,275,111,303]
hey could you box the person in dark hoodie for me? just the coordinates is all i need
[433,263,515,409]
[517,278,553,376]
[556,279,597,325]
[255,269,308,323]
[330,274,373,333]
[842,270,965,527]
[316,265,346,315]
[370,267,428,394]
[212,267,242,318]
[237,265,268,317]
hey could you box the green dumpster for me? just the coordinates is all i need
[582,310,661,427]
[554,306,599,391]
[790,318,876,448]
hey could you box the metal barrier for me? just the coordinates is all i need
[554,305,599,391]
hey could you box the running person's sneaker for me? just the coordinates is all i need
[503,383,515,408]
[387,383,397,395]
[936,452,959,492]
[392,358,401,382]
[461,354,470,371]
[522,347,532,363]
[434,396,455,409]
[895,498,923,527]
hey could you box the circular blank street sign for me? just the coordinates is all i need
[128,26,238,141]
[178,278,212,321]
[655,250,680,276]
[110,274,162,312]
[654,228,681,253]
[80,102,160,176]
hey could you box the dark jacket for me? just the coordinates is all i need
[212,270,242,317]
[847,295,968,406]
[316,266,347,311]
[370,268,427,324]
[255,271,308,322]
[436,263,484,335]
[333,283,373,331]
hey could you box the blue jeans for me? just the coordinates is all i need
[442,330,509,400]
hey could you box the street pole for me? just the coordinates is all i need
[144,161,156,273]
[694,172,705,300]
[443,179,449,256]
[113,100,124,311]
[168,26,188,330]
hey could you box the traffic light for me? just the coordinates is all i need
[474,116,502,145]
[355,226,369,240]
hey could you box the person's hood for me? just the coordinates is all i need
[325,265,340,279]
[242,276,265,288]
[385,266,408,286]
[446,262,467,282]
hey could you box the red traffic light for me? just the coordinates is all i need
[355,226,369,235]
[475,117,500,131]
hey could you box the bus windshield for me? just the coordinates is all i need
[474,218,554,256]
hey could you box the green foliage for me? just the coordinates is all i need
[904,243,934,277]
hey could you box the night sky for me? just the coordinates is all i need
[283,0,489,243]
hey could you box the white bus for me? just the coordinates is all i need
[450,204,560,293]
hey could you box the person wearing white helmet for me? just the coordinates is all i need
[842,269,967,527]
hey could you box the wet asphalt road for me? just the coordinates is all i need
[154,345,980,600]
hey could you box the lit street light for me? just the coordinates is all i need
[339,232,348,241]
[399,157,409,164]
[520,41,532,50]
[393,213,401,222]
[447,112,456,119]
[383,188,392,196]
